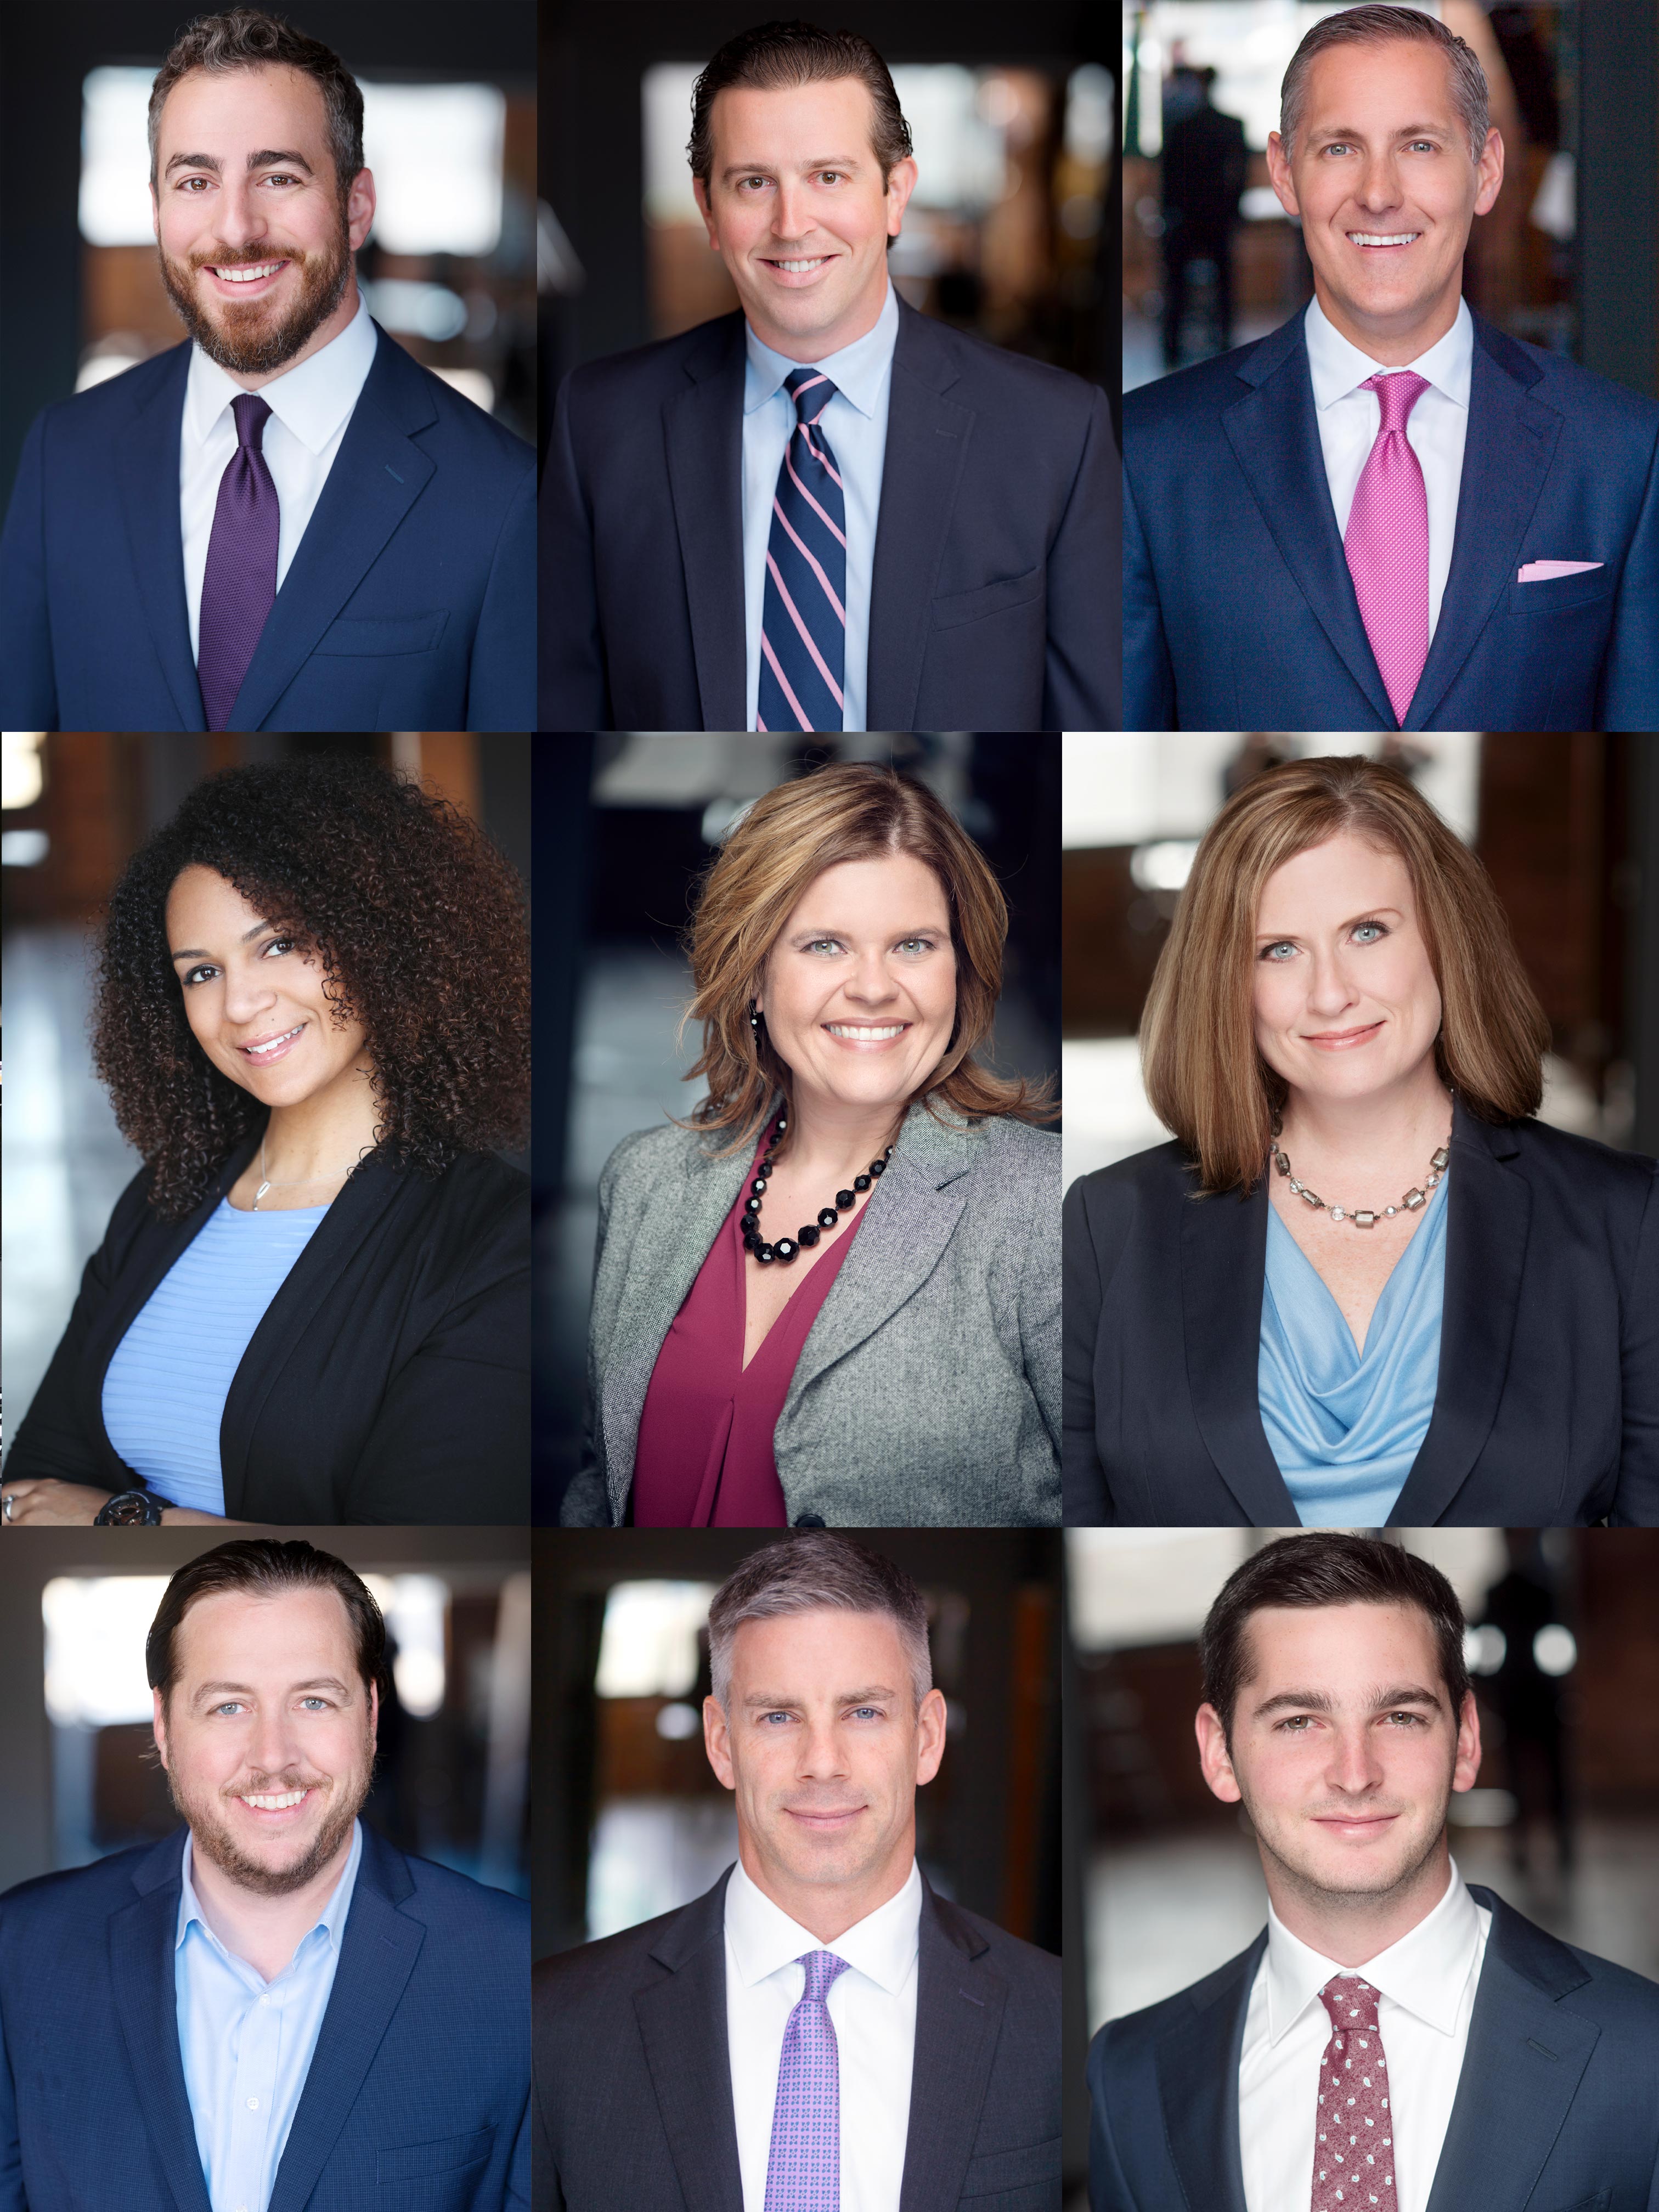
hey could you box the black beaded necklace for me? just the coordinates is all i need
[740,1111,893,1265]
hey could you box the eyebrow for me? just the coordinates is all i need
[169,919,278,962]
[1254,905,1404,941]
[720,151,864,182]
[189,1674,352,1708]
[1251,1683,1444,1720]
[163,147,315,179]
[741,1683,898,1708]
[788,923,945,941]
[1310,123,1449,144]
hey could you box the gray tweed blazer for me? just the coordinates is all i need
[562,1099,1060,1526]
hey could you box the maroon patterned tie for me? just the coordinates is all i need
[1311,1974,1395,2211]
[197,391,280,731]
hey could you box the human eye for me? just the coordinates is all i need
[816,170,845,185]
[182,962,218,988]
[297,1695,332,1711]
[1384,1709,1427,1726]
[1257,940,1298,962]
[1320,142,1352,158]
[210,1700,247,1717]
[261,935,296,960]
[804,936,844,956]
[848,1705,884,1722]
[759,1709,794,1726]
[1350,917,1389,945]
[174,174,213,193]
[1275,1713,1317,1733]
[895,936,936,956]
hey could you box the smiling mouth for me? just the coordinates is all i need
[824,1022,910,1047]
[1302,1021,1383,1049]
[202,258,290,295]
[1313,1812,1400,1833]
[1347,231,1421,249]
[240,1022,306,1062]
[761,255,833,276]
[785,1805,866,1828]
[235,1786,315,1818]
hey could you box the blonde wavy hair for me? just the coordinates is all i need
[681,762,1054,1153]
[1141,754,1549,1196]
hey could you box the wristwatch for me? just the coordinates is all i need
[94,1489,176,1526]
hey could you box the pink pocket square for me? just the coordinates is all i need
[1517,559,1603,582]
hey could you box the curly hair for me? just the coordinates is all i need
[93,752,531,1221]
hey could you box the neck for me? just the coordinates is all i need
[1277,1058,1451,1171]
[752,266,889,366]
[737,1832,915,1946]
[779,1086,905,1180]
[1314,271,1462,368]
[262,1053,380,1183]
[227,269,360,392]
[1262,1835,1453,1968]
[187,1823,353,1982]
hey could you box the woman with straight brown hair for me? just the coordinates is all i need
[565,761,1060,1528]
[1063,753,1658,1528]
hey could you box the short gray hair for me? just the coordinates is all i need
[1280,5,1490,164]
[708,1532,933,1712]
[148,7,365,197]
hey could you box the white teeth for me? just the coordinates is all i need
[826,1023,907,1040]
[1348,233,1419,246]
[213,261,284,283]
[772,258,826,272]
[240,1790,306,1810]
[244,1024,302,1057]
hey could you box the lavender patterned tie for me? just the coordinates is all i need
[764,1949,849,2212]
[198,390,280,731]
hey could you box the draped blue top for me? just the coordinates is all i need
[102,1198,329,1514]
[1258,1182,1448,1526]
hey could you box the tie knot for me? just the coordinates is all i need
[230,392,273,450]
[1319,1974,1383,2033]
[785,368,838,426]
[1363,369,1429,432]
[797,1949,849,2003]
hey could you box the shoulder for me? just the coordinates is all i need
[1482,1114,1657,1203]
[0,1841,160,1931]
[532,1901,686,2013]
[380,1148,529,1234]
[1478,316,1659,440]
[1123,330,1281,441]
[1482,1890,1659,2031]
[904,310,1102,418]
[1091,1939,1260,2073]
[558,315,743,413]
[964,1113,1061,1183]
[393,1846,529,1945]
[599,1119,714,1200]
[26,346,188,449]
[1068,1137,1198,1222]
[369,328,534,476]
[937,1894,1060,2001]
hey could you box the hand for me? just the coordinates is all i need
[1,1480,114,1526]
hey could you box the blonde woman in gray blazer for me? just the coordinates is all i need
[562,762,1060,1528]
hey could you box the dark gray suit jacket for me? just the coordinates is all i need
[1088,1884,1659,2212]
[533,1867,1060,2211]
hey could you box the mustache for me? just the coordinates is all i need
[223,1771,330,1796]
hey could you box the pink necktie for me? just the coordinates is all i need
[1344,370,1430,727]
[1310,1974,1395,2212]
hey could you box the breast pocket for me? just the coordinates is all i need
[959,2134,1062,2204]
[315,612,448,656]
[931,564,1045,630]
[376,2124,493,2206]
[1506,566,1615,617]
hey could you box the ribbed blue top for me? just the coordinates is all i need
[102,1199,329,1513]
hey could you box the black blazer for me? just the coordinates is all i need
[540,293,1120,733]
[1088,1884,1659,2212]
[4,1126,528,1521]
[531,1866,1061,2211]
[1063,1102,1658,1527]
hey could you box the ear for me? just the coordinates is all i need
[152,1685,170,1771]
[150,185,161,245]
[367,1678,380,1756]
[703,1694,736,1790]
[692,175,720,252]
[913,1686,947,1787]
[346,166,376,253]
[1451,1688,1482,1793]
[884,155,918,238]
[1472,126,1505,217]
[1264,132,1300,219]
[1195,1701,1243,1804]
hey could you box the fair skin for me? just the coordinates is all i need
[704,1607,946,1944]
[1265,39,1503,365]
[1195,1601,1481,1966]
[693,76,917,363]
[1254,833,1452,1355]
[152,62,375,388]
[744,851,956,1368]
[152,1587,377,1982]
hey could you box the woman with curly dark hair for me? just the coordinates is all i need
[2,751,531,1526]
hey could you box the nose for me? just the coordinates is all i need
[796,1715,850,1780]
[843,947,901,1007]
[245,1703,302,1781]
[1323,1722,1385,1799]
[1351,153,1403,215]
[1302,944,1361,1021]
[210,177,270,254]
[772,177,811,244]
[222,960,279,1030]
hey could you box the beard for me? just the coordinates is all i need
[1238,1765,1453,1921]
[171,1740,372,1898]
[159,211,353,377]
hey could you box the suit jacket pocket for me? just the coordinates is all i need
[315,612,448,656]
[931,565,1045,630]
[959,2134,1062,2199]
[1533,2194,1610,2212]
[377,2125,494,2183]
[1507,567,1615,616]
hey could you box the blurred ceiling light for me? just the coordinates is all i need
[360,279,468,341]
[1068,1527,1249,1650]
[1464,1624,1506,1675]
[654,1702,702,1740]
[77,342,148,392]
[432,367,496,415]
[44,1577,171,1726]
[363,1573,448,1719]
[1065,64,1114,163]
[595,1582,717,1700]
[2,830,50,867]
[1532,1624,1577,1678]
[2,732,46,809]
[1129,839,1199,892]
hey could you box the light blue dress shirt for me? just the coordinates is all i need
[102,1197,329,1514]
[175,1819,362,2212]
[742,278,899,732]
[1258,1181,1448,1526]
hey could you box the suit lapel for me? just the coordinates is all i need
[1154,1937,1261,2212]
[1181,1181,1301,1524]
[664,315,747,731]
[112,346,205,730]
[1407,318,1559,728]
[867,303,974,731]
[1221,320,1396,726]
[633,1876,743,2212]
[1387,1108,1530,1525]
[108,1836,215,2212]
[898,1889,1006,2212]
[227,326,436,731]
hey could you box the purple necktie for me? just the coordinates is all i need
[1344,369,1430,728]
[198,390,280,731]
[764,1949,849,2212]
[1311,1974,1395,2212]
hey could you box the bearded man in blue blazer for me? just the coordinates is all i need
[541,20,1119,736]
[0,8,533,734]
[1089,1535,1659,2212]
[1124,5,1659,732]
[0,1540,529,2212]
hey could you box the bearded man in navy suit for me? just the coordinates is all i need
[1124,5,1658,732]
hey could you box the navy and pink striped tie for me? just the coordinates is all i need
[758,368,847,733]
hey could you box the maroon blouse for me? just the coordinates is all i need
[631,1136,868,1526]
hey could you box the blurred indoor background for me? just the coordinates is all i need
[540,0,1115,461]
[1061,733,1659,1186]
[0,0,536,523]
[0,1525,531,1899]
[0,732,532,1455]
[1121,1,1657,405]
[532,733,1062,1516]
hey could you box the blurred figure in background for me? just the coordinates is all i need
[1160,66,1248,369]
[1474,1530,1575,1876]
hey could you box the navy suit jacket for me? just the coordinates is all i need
[1123,307,1659,730]
[1062,1102,1659,1527]
[1088,1886,1659,2212]
[531,1866,1062,2210]
[0,1823,529,2212]
[0,323,534,731]
[540,296,1120,733]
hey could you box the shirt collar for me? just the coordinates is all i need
[176,1817,363,1973]
[743,275,900,420]
[1263,1857,1482,2045]
[1304,292,1472,413]
[184,294,379,457]
[724,1854,922,1997]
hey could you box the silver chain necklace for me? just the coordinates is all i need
[251,1134,357,1210]
[1270,1120,1451,1228]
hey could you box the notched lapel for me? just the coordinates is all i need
[1154,1961,1255,2212]
[633,1929,742,2211]
[109,1872,216,2212]
[867,315,973,731]
[665,320,747,731]
[1181,1183,1300,1524]
[898,1900,1004,2212]
[113,351,204,730]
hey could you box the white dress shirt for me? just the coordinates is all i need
[1239,1859,1491,2212]
[725,1855,921,2212]
[180,295,379,662]
[742,276,899,733]
[1304,294,1473,643]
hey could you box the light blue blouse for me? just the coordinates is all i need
[1258,1182,1448,1527]
[102,1198,329,1514]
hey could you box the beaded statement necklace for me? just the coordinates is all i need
[1270,1118,1451,1228]
[740,1111,892,1266]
